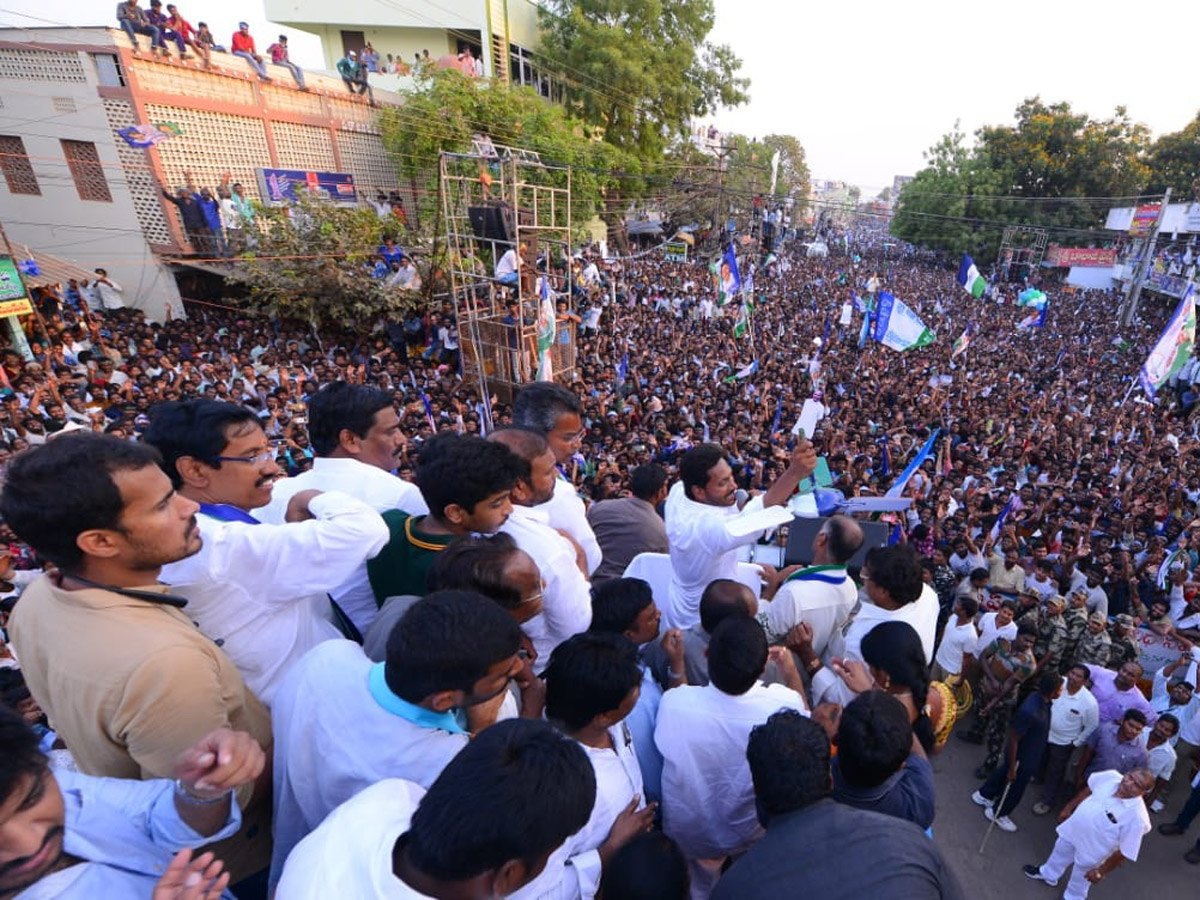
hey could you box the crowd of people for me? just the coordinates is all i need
[2,228,1200,899]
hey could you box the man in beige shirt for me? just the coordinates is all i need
[0,432,272,883]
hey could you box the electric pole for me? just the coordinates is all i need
[1121,187,1171,327]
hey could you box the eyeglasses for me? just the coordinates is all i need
[210,449,276,465]
[517,590,544,608]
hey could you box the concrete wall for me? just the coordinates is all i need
[0,30,179,319]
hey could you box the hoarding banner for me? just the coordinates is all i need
[0,255,33,315]
[1129,203,1162,236]
[663,240,688,262]
[1045,246,1116,267]
[256,168,357,205]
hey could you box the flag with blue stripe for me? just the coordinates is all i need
[885,428,940,498]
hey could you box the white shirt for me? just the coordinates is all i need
[663,482,772,630]
[260,457,428,632]
[839,583,939,665]
[935,619,979,676]
[1151,667,1200,746]
[974,612,1018,656]
[93,278,124,310]
[511,724,644,900]
[543,477,602,576]
[277,779,432,899]
[496,248,519,278]
[269,640,469,888]
[654,681,807,860]
[501,504,592,671]
[948,549,986,578]
[1141,733,1177,781]
[1048,682,1100,746]
[1056,770,1151,865]
[757,566,856,658]
[159,491,388,704]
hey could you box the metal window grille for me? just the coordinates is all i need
[61,139,112,202]
[0,135,41,195]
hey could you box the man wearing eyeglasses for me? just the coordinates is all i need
[146,400,389,706]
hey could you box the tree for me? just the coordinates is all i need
[226,195,422,328]
[891,99,1152,262]
[1145,111,1200,199]
[380,69,639,247]
[535,0,749,160]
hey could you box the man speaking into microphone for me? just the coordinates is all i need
[663,441,817,629]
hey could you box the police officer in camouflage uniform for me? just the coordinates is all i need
[1034,594,1069,676]
[1107,613,1141,668]
[1075,611,1114,667]
[1062,589,1090,665]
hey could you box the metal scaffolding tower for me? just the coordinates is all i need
[996,226,1049,282]
[439,142,575,417]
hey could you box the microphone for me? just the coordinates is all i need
[734,489,749,510]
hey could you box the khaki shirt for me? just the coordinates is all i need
[10,575,273,880]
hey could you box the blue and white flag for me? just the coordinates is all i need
[957,254,987,298]
[1139,284,1196,400]
[990,495,1016,541]
[873,292,935,352]
[885,428,940,498]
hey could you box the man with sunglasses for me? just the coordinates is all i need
[145,399,389,705]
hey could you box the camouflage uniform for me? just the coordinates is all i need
[963,638,1037,770]
[1034,611,1069,675]
[1063,606,1088,664]
[1107,630,1141,668]
[1075,628,1113,667]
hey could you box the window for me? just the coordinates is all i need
[93,53,126,88]
[60,139,111,202]
[0,135,40,195]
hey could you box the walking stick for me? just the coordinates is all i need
[978,761,1019,854]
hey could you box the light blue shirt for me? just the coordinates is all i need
[18,768,241,899]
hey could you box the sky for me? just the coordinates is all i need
[3,0,1199,193]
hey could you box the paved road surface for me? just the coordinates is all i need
[931,734,1198,897]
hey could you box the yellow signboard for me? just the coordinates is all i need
[0,298,32,317]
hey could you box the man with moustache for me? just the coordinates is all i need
[0,433,274,884]
[260,382,428,633]
[664,441,817,629]
[146,400,389,705]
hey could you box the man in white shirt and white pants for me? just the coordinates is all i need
[1025,768,1154,899]
[260,382,427,633]
[147,400,389,705]
[664,441,816,630]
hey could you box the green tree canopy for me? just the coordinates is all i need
[535,0,749,159]
[1145,110,1200,199]
[226,195,421,328]
[891,99,1154,261]
[380,69,639,240]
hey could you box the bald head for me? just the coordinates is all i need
[699,578,757,634]
[486,426,549,463]
[815,514,863,565]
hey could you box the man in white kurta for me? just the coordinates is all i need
[260,388,428,634]
[269,640,471,887]
[512,381,603,575]
[1026,768,1153,899]
[664,443,815,630]
[654,618,808,898]
[160,490,387,704]
[757,515,863,656]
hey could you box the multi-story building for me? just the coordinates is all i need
[266,0,558,97]
[0,25,405,317]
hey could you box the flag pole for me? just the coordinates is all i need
[1121,379,1138,406]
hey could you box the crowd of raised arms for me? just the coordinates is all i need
[1,226,1199,900]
